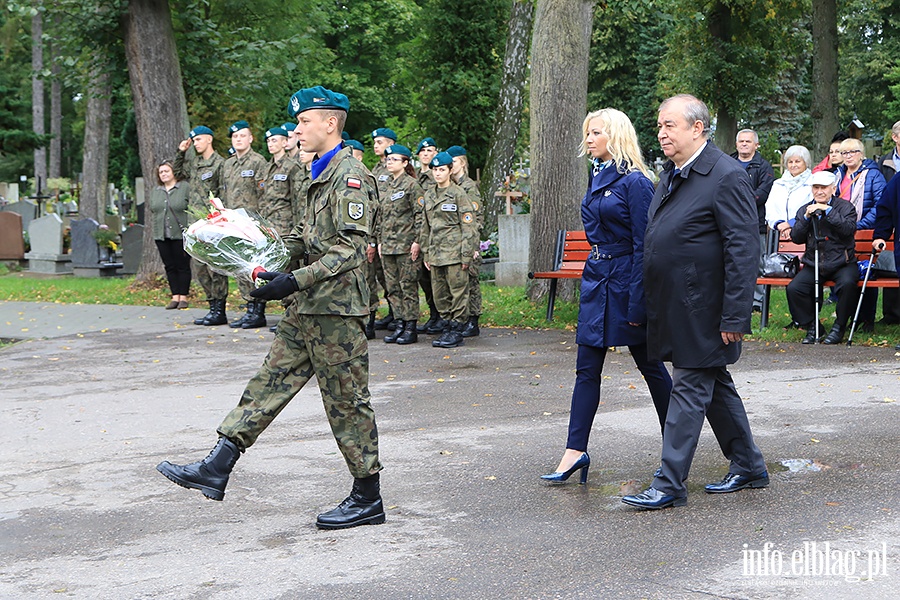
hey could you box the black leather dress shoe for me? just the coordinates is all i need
[621,487,686,510]
[704,471,769,494]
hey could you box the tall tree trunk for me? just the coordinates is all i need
[49,15,62,179]
[31,3,47,191]
[708,1,737,153]
[811,0,839,160]
[121,0,189,281]
[528,0,593,301]
[81,64,111,223]
[480,0,534,236]
[714,111,737,153]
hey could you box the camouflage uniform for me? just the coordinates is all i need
[415,168,439,319]
[173,147,228,300]
[376,172,425,321]
[223,149,267,301]
[366,160,391,312]
[217,146,381,479]
[421,182,478,323]
[455,173,484,318]
[259,154,302,236]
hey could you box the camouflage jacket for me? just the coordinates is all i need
[292,160,311,231]
[283,146,376,316]
[222,149,267,212]
[417,168,436,193]
[421,182,478,267]
[454,173,484,232]
[369,159,390,244]
[374,172,425,255]
[173,148,224,212]
[259,154,303,235]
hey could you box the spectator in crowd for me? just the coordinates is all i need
[765,145,812,240]
[812,131,850,173]
[149,161,191,310]
[877,121,900,182]
[873,121,900,325]
[873,174,900,349]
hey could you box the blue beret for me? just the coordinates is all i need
[281,123,296,132]
[445,145,467,157]
[227,146,236,156]
[345,139,365,152]
[341,132,350,140]
[430,151,453,168]
[265,127,288,139]
[371,128,397,141]
[229,120,250,135]
[385,144,411,158]
[416,137,437,153]
[287,86,350,117]
[189,126,214,138]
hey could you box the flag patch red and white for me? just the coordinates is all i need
[347,178,361,189]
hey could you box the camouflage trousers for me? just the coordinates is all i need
[467,254,482,317]
[381,252,422,321]
[217,310,381,479]
[431,263,469,323]
[193,262,229,301]
[365,252,388,312]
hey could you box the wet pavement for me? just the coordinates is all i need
[1,301,898,599]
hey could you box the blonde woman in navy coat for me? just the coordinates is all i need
[541,108,673,484]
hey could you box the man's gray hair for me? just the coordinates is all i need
[736,128,759,143]
[892,120,900,136]
[660,94,711,137]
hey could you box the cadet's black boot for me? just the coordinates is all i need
[822,323,845,345]
[365,311,376,340]
[396,320,418,345]
[315,473,386,530]
[199,299,227,326]
[426,318,448,335]
[156,436,241,501]
[460,315,480,338]
[241,301,267,329]
[228,303,252,328]
[433,320,465,348]
[383,320,405,343]
[417,301,440,332]
[374,307,394,330]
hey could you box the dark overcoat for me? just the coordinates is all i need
[576,164,654,348]
[644,142,759,368]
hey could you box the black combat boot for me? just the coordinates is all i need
[365,311,376,340]
[433,320,464,348]
[396,320,418,345]
[374,307,394,330]
[383,320,405,343]
[315,473,386,530]
[229,303,253,328]
[417,302,440,333]
[426,317,448,335]
[241,301,267,329]
[460,315,480,338]
[199,299,227,326]
[822,323,845,345]
[156,436,241,501]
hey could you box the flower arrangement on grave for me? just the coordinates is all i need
[91,225,119,252]
[183,194,289,285]
[480,231,499,259]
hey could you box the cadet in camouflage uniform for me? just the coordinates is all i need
[414,137,441,333]
[421,151,479,348]
[376,144,425,345]
[345,138,365,161]
[282,122,300,160]
[222,120,269,329]
[366,127,397,337]
[157,86,385,531]
[174,126,229,326]
[447,145,484,338]
[259,126,302,236]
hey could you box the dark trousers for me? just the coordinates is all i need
[653,366,766,498]
[786,262,859,330]
[155,239,192,296]
[565,343,672,452]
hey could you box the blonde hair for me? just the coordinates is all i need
[839,137,864,153]
[579,108,650,177]
[452,154,470,178]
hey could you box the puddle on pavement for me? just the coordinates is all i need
[778,458,823,473]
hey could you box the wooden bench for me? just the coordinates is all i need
[757,229,898,328]
[528,230,589,320]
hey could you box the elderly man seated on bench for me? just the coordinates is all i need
[787,170,860,345]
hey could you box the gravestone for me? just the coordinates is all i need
[120,224,144,274]
[6,183,19,203]
[2,200,38,233]
[496,213,531,287]
[24,213,72,274]
[70,218,123,277]
[0,212,25,259]
[105,214,124,233]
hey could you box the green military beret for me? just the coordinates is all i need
[430,151,453,168]
[287,86,350,117]
[416,137,436,153]
[281,122,296,132]
[385,144,411,158]
[445,145,467,157]
[345,139,365,152]
[265,127,288,139]
[229,120,250,135]
[189,126,214,138]
[371,128,397,141]
[341,131,350,140]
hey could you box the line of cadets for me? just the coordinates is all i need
[174,121,483,348]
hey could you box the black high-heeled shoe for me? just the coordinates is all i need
[540,452,590,484]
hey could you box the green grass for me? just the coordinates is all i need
[1,268,898,345]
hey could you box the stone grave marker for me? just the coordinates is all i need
[24,213,71,274]
[120,224,144,274]
[0,212,25,259]
[70,218,122,277]
[3,200,38,233]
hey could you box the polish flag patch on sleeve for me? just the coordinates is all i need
[347,177,362,189]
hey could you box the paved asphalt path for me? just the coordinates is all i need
[1,301,898,599]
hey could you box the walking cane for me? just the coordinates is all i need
[810,212,825,343]
[847,242,885,346]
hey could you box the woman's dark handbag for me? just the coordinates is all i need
[762,253,800,278]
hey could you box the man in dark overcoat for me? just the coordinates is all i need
[622,94,768,510]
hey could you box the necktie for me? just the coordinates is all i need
[668,168,681,192]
